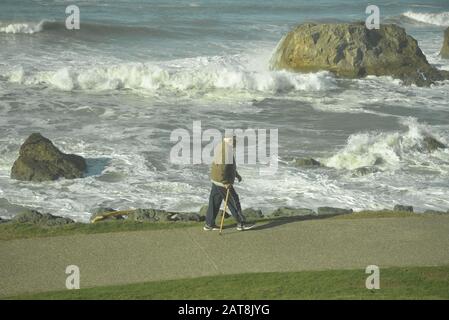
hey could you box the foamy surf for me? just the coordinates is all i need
[323,118,449,172]
[401,11,449,27]
[0,20,49,34]
[5,55,337,95]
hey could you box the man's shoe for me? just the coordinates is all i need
[203,224,220,231]
[237,223,256,231]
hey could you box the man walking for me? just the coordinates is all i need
[204,135,255,231]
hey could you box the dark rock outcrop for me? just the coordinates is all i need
[90,207,204,223]
[170,212,204,222]
[422,136,446,152]
[393,205,413,212]
[317,207,353,215]
[271,22,449,86]
[11,133,87,182]
[352,166,381,177]
[242,208,264,219]
[271,207,315,217]
[127,209,173,222]
[12,210,74,226]
[441,27,449,59]
[127,209,203,222]
[293,158,322,167]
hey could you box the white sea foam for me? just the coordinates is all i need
[6,66,25,83]
[5,55,337,95]
[0,20,47,34]
[323,118,449,171]
[402,11,449,27]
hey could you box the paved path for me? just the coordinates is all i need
[1,216,449,297]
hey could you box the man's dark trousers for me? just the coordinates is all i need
[206,183,245,227]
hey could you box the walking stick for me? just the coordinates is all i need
[219,186,230,235]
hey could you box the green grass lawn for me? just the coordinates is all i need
[0,220,202,241]
[7,266,449,300]
[0,210,436,241]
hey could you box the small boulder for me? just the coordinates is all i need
[393,205,413,212]
[374,157,385,166]
[271,207,315,217]
[293,158,322,167]
[352,166,381,177]
[127,209,173,222]
[170,212,204,222]
[12,209,74,226]
[242,208,264,219]
[441,27,449,59]
[317,207,353,215]
[12,210,43,224]
[11,133,87,182]
[422,136,446,152]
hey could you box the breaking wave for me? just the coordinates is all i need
[323,118,448,171]
[5,56,337,94]
[401,11,449,27]
[0,20,50,34]
[0,19,191,38]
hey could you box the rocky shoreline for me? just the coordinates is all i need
[2,128,448,227]
[1,204,448,227]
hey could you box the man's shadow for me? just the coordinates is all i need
[222,214,343,232]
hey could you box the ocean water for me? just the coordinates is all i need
[0,0,449,222]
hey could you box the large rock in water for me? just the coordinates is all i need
[293,158,322,167]
[11,133,87,182]
[422,136,446,152]
[271,22,449,86]
[441,27,449,59]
